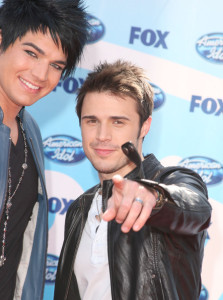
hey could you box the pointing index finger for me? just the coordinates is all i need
[112,174,125,191]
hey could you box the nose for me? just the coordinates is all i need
[31,61,49,82]
[96,123,112,142]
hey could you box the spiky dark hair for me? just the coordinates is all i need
[0,0,89,78]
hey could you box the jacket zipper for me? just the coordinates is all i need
[152,231,165,300]
[64,196,85,300]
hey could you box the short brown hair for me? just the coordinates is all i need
[76,60,154,127]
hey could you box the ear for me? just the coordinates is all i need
[139,116,152,139]
[0,30,2,46]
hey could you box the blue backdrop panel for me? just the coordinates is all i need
[0,0,220,299]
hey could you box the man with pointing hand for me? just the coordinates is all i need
[54,60,211,300]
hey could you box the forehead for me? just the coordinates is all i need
[81,91,139,116]
[17,30,66,58]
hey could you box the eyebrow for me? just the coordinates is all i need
[81,115,130,121]
[22,42,67,65]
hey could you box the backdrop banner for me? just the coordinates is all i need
[1,0,221,299]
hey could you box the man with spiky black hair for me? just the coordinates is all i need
[0,0,89,299]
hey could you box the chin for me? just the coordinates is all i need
[93,165,116,175]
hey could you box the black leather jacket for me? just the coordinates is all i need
[54,154,211,300]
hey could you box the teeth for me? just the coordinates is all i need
[20,77,40,90]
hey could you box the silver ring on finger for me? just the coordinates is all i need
[134,197,144,205]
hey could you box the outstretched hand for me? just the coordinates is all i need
[102,174,157,232]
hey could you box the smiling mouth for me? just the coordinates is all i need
[19,77,40,90]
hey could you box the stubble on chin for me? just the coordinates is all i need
[90,156,131,177]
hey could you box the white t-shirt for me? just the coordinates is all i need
[74,190,112,299]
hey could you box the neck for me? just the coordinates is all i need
[98,160,138,184]
[0,103,21,144]
[0,96,22,126]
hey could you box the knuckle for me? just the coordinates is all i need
[138,184,145,191]
[121,203,131,214]
[128,180,138,190]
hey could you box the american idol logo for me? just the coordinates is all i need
[43,135,86,164]
[45,254,58,284]
[150,83,165,110]
[87,14,105,43]
[196,33,223,63]
[178,156,223,185]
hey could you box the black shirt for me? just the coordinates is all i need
[0,120,38,299]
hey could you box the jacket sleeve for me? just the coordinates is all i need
[135,167,212,235]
